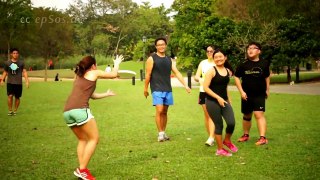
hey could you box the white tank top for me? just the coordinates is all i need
[199,59,215,92]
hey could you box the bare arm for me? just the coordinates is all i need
[0,71,7,86]
[194,61,203,82]
[203,69,227,107]
[91,89,115,100]
[23,69,29,88]
[265,76,270,98]
[234,76,247,100]
[171,61,191,93]
[144,56,153,98]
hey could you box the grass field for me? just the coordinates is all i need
[0,80,319,179]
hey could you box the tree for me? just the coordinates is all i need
[0,0,33,59]
[31,7,74,81]
[276,15,319,82]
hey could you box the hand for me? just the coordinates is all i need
[185,86,191,93]
[217,97,228,107]
[144,90,149,98]
[106,89,115,96]
[265,90,269,99]
[241,91,247,101]
[113,55,124,66]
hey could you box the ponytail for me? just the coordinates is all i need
[74,56,96,77]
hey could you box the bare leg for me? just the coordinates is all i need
[202,105,215,139]
[224,133,232,143]
[155,105,169,132]
[254,111,267,137]
[161,105,169,131]
[72,119,99,169]
[14,98,20,112]
[8,95,13,112]
[242,113,253,134]
[215,134,223,150]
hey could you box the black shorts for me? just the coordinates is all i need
[198,92,206,105]
[241,96,266,114]
[7,83,22,98]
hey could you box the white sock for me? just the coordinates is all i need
[159,131,165,136]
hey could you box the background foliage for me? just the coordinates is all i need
[0,0,320,82]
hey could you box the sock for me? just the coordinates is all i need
[159,131,164,136]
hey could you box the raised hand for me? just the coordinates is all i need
[113,55,124,66]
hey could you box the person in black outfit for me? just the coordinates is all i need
[235,42,270,145]
[204,49,238,157]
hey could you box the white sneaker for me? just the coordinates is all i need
[205,137,215,146]
[158,134,165,142]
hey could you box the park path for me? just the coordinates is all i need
[171,77,320,95]
[26,77,320,95]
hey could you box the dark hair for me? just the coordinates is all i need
[154,37,167,46]
[212,48,234,74]
[74,56,96,77]
[247,41,262,50]
[205,45,215,51]
[10,48,19,53]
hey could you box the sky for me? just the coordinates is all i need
[31,0,174,10]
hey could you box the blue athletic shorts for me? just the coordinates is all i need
[63,108,94,127]
[152,91,173,106]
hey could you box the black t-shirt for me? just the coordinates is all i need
[235,59,270,97]
[4,60,25,84]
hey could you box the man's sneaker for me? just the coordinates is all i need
[255,137,268,145]
[13,112,17,116]
[74,168,96,180]
[215,148,232,157]
[205,138,215,146]
[238,134,249,142]
[164,133,170,141]
[158,134,165,142]
[223,141,238,153]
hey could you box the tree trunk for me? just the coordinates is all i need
[286,66,291,83]
[7,41,10,60]
[295,65,300,83]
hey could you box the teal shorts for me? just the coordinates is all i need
[63,108,94,127]
[152,91,173,106]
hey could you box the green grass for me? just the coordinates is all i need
[0,80,319,179]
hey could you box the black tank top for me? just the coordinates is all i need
[150,53,172,92]
[207,66,230,101]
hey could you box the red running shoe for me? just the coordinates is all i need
[238,134,249,142]
[74,168,96,180]
[255,137,268,145]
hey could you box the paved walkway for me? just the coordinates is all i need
[171,77,320,95]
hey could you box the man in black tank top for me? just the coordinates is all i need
[144,37,191,142]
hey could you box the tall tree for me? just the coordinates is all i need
[31,7,74,81]
[0,0,33,59]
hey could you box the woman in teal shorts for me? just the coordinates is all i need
[63,55,123,180]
